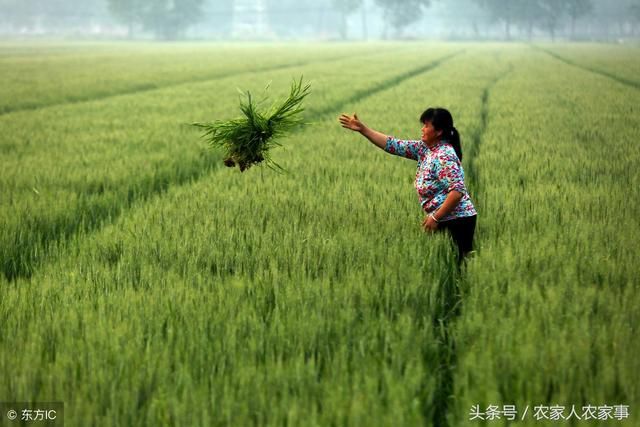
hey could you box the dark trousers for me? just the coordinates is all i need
[438,215,477,262]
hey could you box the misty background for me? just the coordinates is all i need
[0,0,639,41]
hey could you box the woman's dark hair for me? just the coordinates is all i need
[419,107,462,160]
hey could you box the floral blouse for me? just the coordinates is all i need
[384,136,477,221]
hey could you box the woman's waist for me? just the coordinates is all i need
[421,195,477,218]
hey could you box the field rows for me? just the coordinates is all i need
[0,43,407,114]
[455,47,640,426]
[3,45,506,426]
[1,43,639,426]
[0,44,460,281]
[535,43,640,89]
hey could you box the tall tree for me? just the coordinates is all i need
[590,0,635,38]
[473,0,514,39]
[108,0,144,38]
[513,0,544,41]
[266,0,338,38]
[331,0,362,39]
[565,0,593,39]
[434,0,491,39]
[630,0,640,31]
[537,0,566,40]
[142,0,205,39]
[375,0,431,38]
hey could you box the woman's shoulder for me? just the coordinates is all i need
[436,142,459,162]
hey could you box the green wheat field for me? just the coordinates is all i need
[1,42,639,426]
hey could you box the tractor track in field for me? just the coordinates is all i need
[428,65,510,427]
[0,61,307,116]
[314,50,465,119]
[1,157,223,281]
[2,50,463,282]
[0,47,403,117]
[465,64,514,187]
[532,45,640,91]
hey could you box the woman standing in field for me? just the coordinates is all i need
[338,108,477,261]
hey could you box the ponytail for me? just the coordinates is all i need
[448,126,462,161]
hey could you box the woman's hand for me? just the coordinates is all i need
[422,215,439,232]
[338,113,388,150]
[339,113,365,132]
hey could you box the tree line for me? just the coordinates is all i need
[471,0,628,40]
[0,0,638,40]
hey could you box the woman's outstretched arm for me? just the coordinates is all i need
[338,113,388,150]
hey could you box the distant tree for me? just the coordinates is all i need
[631,2,640,36]
[537,0,566,41]
[565,0,593,39]
[107,0,144,38]
[475,0,572,40]
[435,0,491,39]
[266,0,339,38]
[513,0,544,41]
[143,0,206,39]
[589,0,636,38]
[375,0,431,38]
[473,0,514,39]
[331,0,363,39]
[630,1,640,24]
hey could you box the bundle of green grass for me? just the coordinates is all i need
[193,77,311,172]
